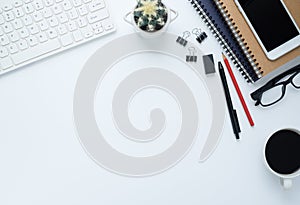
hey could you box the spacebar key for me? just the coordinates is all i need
[12,40,61,65]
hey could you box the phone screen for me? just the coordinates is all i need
[238,0,299,52]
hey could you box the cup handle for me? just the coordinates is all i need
[280,178,292,189]
[124,11,132,25]
[170,9,178,23]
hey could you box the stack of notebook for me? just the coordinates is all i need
[188,0,300,83]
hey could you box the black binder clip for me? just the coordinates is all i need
[186,47,197,62]
[192,28,208,44]
[176,31,191,47]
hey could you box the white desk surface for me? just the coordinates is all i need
[0,0,299,204]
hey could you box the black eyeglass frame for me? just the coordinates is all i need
[250,64,300,107]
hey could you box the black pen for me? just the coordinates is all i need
[218,62,241,140]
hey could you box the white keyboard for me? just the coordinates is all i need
[0,0,115,75]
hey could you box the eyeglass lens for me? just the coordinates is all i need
[260,72,300,106]
[260,84,285,106]
[292,72,300,88]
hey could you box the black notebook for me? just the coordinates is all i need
[188,0,259,83]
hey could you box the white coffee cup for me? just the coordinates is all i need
[263,128,300,189]
[124,2,178,38]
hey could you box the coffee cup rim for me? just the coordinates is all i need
[263,128,300,179]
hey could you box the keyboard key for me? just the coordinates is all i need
[47,28,58,39]
[62,0,73,11]
[3,4,13,12]
[17,39,29,50]
[57,13,68,23]
[33,0,44,11]
[8,43,19,54]
[23,4,35,14]
[52,5,62,14]
[13,0,23,7]
[57,24,68,35]
[23,16,33,26]
[89,0,105,12]
[3,22,13,33]
[8,31,20,42]
[48,16,58,27]
[60,33,73,46]
[12,39,61,64]
[19,27,30,38]
[72,30,83,41]
[78,5,88,16]
[28,24,39,34]
[91,21,101,29]
[81,25,93,38]
[4,11,15,22]
[68,9,78,20]
[12,19,23,29]
[102,18,114,31]
[38,20,49,31]
[72,0,82,7]
[14,8,25,18]
[0,35,10,46]
[0,47,9,58]
[77,17,87,28]
[87,9,109,24]
[32,12,43,22]
[37,32,48,43]
[44,0,54,6]
[67,21,77,31]
[27,36,38,46]
[42,8,53,18]
[0,57,13,70]
[94,27,103,34]
[0,27,3,35]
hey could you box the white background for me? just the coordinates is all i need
[0,0,299,204]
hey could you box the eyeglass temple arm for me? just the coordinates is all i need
[250,81,274,100]
[250,64,300,103]
[271,64,300,83]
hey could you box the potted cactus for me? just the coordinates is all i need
[124,0,178,38]
[133,0,168,32]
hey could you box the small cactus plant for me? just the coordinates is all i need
[133,0,168,32]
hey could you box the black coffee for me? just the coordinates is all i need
[265,130,300,175]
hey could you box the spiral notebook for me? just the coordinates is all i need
[213,0,300,78]
[188,0,300,83]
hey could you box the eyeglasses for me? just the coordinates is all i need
[251,64,300,107]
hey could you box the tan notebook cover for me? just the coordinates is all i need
[217,0,300,77]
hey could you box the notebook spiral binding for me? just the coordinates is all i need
[214,0,263,78]
[188,0,255,83]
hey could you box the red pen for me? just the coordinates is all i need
[222,53,255,127]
